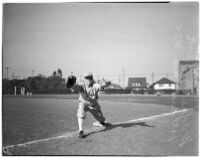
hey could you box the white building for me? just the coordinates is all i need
[151,77,176,90]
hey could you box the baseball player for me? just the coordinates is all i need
[66,72,111,138]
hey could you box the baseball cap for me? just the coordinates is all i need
[84,72,93,80]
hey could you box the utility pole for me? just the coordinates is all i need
[5,67,10,80]
[32,70,34,76]
[119,74,121,86]
[166,73,168,79]
[12,72,15,79]
[123,66,125,88]
[151,72,154,84]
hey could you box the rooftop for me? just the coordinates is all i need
[179,60,199,65]
[128,77,146,83]
[154,77,175,84]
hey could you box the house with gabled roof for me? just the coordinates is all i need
[127,77,147,92]
[150,77,176,91]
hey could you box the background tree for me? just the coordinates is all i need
[53,71,57,77]
[2,69,76,94]
[57,68,62,77]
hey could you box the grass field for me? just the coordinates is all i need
[2,94,199,155]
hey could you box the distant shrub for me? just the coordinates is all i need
[175,89,192,95]
[104,89,130,94]
[131,89,145,94]
[153,89,175,95]
[155,91,162,96]
[146,88,155,95]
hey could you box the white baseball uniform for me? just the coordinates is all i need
[73,82,106,123]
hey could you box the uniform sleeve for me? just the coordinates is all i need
[94,83,101,91]
[98,80,111,90]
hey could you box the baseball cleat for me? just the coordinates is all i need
[78,130,84,138]
[93,121,104,127]
[93,121,112,127]
[100,121,112,127]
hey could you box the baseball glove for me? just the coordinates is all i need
[66,75,77,88]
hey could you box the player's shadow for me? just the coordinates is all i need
[83,121,155,138]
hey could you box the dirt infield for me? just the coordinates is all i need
[2,95,199,155]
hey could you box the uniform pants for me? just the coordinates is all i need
[77,102,105,123]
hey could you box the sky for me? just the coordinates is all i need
[3,2,199,85]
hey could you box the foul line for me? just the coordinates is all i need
[116,108,191,125]
[3,108,191,150]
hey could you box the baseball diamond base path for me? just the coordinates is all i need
[2,95,199,156]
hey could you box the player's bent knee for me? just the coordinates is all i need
[77,111,86,118]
